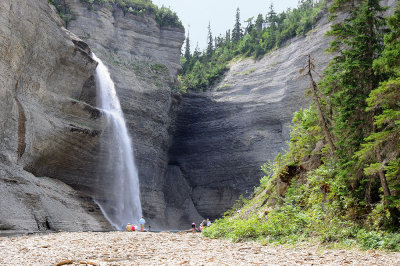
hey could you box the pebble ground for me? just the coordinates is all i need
[1,231,400,265]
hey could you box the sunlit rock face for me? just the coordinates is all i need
[0,0,112,233]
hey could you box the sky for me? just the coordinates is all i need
[152,0,299,51]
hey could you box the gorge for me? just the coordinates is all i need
[0,0,396,234]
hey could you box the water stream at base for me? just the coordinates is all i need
[92,53,142,230]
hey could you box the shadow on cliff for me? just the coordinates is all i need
[165,92,285,225]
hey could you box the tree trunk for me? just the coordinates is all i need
[306,55,336,154]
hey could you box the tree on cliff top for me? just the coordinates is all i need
[75,0,183,29]
[232,7,243,42]
[184,32,191,61]
[207,22,214,58]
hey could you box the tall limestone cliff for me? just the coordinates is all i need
[168,15,333,221]
[0,0,196,233]
[167,0,397,223]
[61,0,196,227]
[1,0,395,233]
[0,0,112,234]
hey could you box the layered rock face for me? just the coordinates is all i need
[168,0,396,221]
[2,0,395,232]
[1,0,192,232]
[168,15,334,220]
[62,0,188,227]
[0,0,112,233]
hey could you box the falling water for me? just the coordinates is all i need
[92,53,142,230]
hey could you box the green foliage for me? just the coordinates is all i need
[48,0,75,25]
[79,0,183,29]
[204,162,400,250]
[184,34,191,61]
[232,8,243,43]
[358,3,400,205]
[204,0,400,250]
[206,22,214,58]
[155,6,183,28]
[179,0,325,92]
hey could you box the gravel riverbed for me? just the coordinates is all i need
[1,231,400,265]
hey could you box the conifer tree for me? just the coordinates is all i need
[255,13,264,31]
[232,7,243,42]
[225,30,231,44]
[184,32,191,61]
[322,0,387,198]
[267,2,277,24]
[244,16,254,34]
[193,42,201,61]
[206,21,213,57]
[357,3,400,202]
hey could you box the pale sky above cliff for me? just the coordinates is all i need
[152,0,299,51]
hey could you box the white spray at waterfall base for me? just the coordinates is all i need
[92,53,142,230]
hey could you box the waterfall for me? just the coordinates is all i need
[92,53,142,230]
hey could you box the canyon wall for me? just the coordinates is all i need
[167,0,396,222]
[1,0,396,233]
[0,0,112,234]
[62,0,198,227]
[167,14,334,220]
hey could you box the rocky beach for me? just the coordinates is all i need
[1,231,400,265]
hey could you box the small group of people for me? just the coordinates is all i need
[126,216,146,232]
[192,218,211,232]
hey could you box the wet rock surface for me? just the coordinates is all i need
[1,231,400,265]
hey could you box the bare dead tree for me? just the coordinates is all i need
[300,54,336,155]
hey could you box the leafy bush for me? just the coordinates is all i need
[48,0,75,25]
[155,6,183,28]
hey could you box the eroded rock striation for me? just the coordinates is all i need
[2,0,396,232]
[62,0,190,227]
[168,15,334,220]
[0,0,112,233]
[167,0,397,222]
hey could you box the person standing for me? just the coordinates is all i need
[206,218,211,227]
[139,217,146,232]
[191,222,196,233]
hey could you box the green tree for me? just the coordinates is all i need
[244,16,254,34]
[255,13,264,31]
[357,2,400,205]
[225,30,231,44]
[267,2,277,24]
[193,43,201,61]
[206,21,214,58]
[184,32,191,61]
[322,0,387,201]
[179,0,325,92]
[232,7,243,42]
